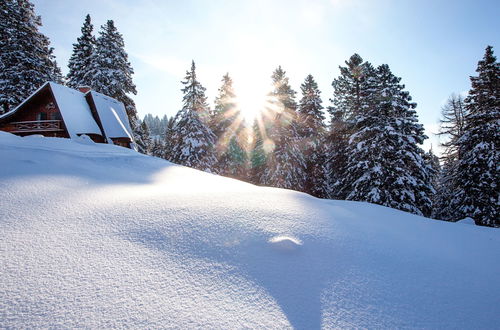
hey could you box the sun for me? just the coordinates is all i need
[233,77,269,124]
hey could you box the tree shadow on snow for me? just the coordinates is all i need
[121,194,358,329]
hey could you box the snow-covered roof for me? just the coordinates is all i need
[0,82,134,143]
[49,82,103,138]
[0,82,103,138]
[87,91,133,140]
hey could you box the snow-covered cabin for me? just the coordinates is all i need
[0,82,135,149]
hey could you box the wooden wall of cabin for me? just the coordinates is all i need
[0,88,69,138]
[111,137,132,149]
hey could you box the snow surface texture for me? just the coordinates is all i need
[0,131,499,329]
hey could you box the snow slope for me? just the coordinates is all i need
[0,132,499,329]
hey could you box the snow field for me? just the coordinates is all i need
[1,132,499,329]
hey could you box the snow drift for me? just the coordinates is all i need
[0,132,499,329]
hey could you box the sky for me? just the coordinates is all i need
[32,0,499,152]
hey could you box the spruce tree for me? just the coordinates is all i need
[85,20,142,147]
[259,66,306,190]
[333,61,433,216]
[211,74,247,179]
[0,0,61,114]
[67,14,95,88]
[423,148,441,216]
[166,61,216,172]
[163,116,176,158]
[135,120,152,155]
[433,157,460,221]
[325,54,373,199]
[453,46,499,227]
[297,74,327,197]
[151,138,165,158]
[249,119,268,184]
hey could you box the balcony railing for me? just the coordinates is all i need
[10,120,63,133]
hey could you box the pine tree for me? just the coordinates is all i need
[453,46,499,227]
[0,0,61,114]
[67,14,95,88]
[85,20,141,145]
[166,61,216,172]
[259,66,306,190]
[211,74,247,179]
[297,74,327,197]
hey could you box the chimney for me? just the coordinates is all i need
[78,86,91,93]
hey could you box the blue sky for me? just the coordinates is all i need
[33,0,499,152]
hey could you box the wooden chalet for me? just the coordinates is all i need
[0,82,135,149]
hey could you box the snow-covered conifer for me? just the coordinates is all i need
[0,0,61,113]
[211,74,247,179]
[67,14,95,88]
[135,120,152,155]
[85,20,141,141]
[297,74,327,197]
[259,66,306,190]
[334,62,433,216]
[249,120,267,184]
[453,46,499,227]
[167,61,216,172]
[325,54,373,199]
[151,138,165,158]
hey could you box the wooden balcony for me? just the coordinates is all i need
[10,120,64,133]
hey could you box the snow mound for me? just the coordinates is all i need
[458,217,475,225]
[0,133,499,329]
[268,235,303,251]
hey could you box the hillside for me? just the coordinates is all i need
[0,132,499,329]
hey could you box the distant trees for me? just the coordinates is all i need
[143,114,169,138]
[0,0,61,114]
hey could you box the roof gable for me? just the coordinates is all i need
[86,91,133,140]
[48,83,102,138]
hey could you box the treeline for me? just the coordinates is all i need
[140,48,498,228]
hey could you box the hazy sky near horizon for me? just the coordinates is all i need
[32,0,499,152]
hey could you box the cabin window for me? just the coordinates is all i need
[50,112,61,120]
[36,112,47,121]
